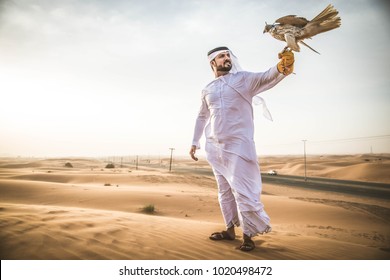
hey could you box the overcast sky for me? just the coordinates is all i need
[0,0,389,158]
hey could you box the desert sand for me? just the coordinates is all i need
[0,155,389,260]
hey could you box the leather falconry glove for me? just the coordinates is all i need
[277,50,294,75]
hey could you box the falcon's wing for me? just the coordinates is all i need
[276,15,309,27]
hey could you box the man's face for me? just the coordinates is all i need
[212,51,232,72]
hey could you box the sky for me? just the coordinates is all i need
[0,0,389,158]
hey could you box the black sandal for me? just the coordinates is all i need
[239,239,255,251]
[209,231,235,241]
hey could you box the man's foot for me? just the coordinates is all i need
[209,231,235,241]
[239,235,255,251]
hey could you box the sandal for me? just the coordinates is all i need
[209,231,235,241]
[239,239,255,251]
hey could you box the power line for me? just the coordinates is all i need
[169,148,175,172]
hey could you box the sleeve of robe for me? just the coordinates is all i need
[192,93,210,149]
[243,66,285,98]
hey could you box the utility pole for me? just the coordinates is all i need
[169,148,175,172]
[302,140,307,181]
[136,155,138,170]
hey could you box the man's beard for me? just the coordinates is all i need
[216,61,232,72]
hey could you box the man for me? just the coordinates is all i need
[190,46,294,251]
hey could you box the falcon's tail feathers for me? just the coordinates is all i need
[299,41,320,54]
[304,4,341,37]
[311,4,339,23]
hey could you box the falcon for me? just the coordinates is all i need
[263,4,341,54]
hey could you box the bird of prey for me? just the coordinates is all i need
[263,4,341,54]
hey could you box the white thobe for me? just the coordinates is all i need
[192,66,285,237]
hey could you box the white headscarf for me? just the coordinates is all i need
[207,47,242,74]
[207,47,273,121]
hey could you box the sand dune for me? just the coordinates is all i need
[0,156,389,260]
[259,154,390,183]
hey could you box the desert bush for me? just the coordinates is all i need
[64,162,73,168]
[142,204,155,214]
[105,163,115,168]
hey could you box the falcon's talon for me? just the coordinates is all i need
[279,47,291,58]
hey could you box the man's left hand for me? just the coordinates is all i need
[277,50,294,75]
[189,145,198,161]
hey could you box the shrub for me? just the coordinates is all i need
[105,163,115,168]
[142,204,155,214]
[64,162,73,168]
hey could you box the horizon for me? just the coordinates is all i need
[1,152,389,161]
[1,134,389,158]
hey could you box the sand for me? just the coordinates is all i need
[0,155,389,260]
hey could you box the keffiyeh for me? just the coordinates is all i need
[207,46,242,74]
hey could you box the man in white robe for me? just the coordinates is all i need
[190,46,294,251]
